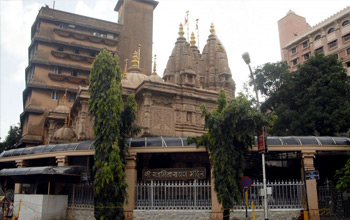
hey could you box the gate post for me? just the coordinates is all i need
[124,153,137,220]
[210,167,223,220]
[302,150,320,220]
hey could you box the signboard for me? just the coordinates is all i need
[258,128,267,153]
[240,176,252,190]
[258,129,265,153]
[305,170,319,180]
[142,167,206,181]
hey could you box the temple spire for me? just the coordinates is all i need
[131,51,139,67]
[123,59,128,77]
[178,23,185,38]
[190,32,196,46]
[152,54,157,75]
[210,23,215,35]
[138,44,141,68]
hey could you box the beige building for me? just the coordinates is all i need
[278,7,350,73]
[21,0,157,147]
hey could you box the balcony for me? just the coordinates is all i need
[54,28,118,46]
[48,72,89,85]
[51,50,95,64]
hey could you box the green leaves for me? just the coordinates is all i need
[188,90,265,209]
[89,50,139,219]
[255,53,350,136]
[335,153,350,190]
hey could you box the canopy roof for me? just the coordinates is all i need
[0,136,349,159]
[0,166,83,183]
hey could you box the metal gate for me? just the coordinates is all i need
[318,182,350,219]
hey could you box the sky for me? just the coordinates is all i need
[0,0,349,139]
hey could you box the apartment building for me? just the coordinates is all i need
[21,0,157,147]
[278,7,350,73]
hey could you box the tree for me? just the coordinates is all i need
[89,49,139,220]
[335,153,350,190]
[188,90,265,219]
[252,53,350,136]
[0,123,21,153]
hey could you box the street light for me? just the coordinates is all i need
[242,52,268,220]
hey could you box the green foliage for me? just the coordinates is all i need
[89,49,139,220]
[188,90,265,211]
[335,152,350,190]
[252,61,290,99]
[253,53,350,136]
[0,123,21,153]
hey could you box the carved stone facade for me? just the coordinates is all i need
[45,23,236,141]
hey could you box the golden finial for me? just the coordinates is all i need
[152,54,157,74]
[210,23,215,35]
[138,44,141,68]
[179,23,184,37]
[62,88,68,104]
[123,59,128,77]
[131,51,139,67]
[190,32,196,46]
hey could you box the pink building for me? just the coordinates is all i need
[278,7,350,73]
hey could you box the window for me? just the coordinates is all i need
[36,21,41,33]
[315,47,323,53]
[68,24,75,29]
[327,28,334,34]
[69,92,76,102]
[57,46,64,52]
[74,48,80,54]
[314,35,321,41]
[292,58,298,66]
[302,41,308,49]
[26,67,35,84]
[51,90,59,100]
[329,40,337,48]
[344,33,350,42]
[58,24,65,29]
[29,44,38,60]
[90,51,97,57]
[342,20,349,27]
[303,53,310,60]
[93,32,99,37]
[347,48,350,55]
[291,47,297,54]
[71,70,78,77]
[107,33,114,39]
[54,67,60,74]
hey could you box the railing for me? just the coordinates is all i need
[136,180,211,210]
[232,180,305,210]
[67,183,94,207]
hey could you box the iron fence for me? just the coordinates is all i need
[136,180,211,210]
[67,183,94,207]
[232,180,305,210]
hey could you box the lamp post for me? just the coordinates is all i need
[242,52,268,220]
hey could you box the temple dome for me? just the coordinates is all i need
[200,23,235,97]
[122,70,163,89]
[52,126,76,142]
[163,24,199,86]
[54,103,70,113]
[122,50,163,88]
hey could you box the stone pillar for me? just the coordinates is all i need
[56,156,69,167]
[210,168,223,220]
[78,100,88,141]
[55,156,69,194]
[15,160,28,194]
[302,150,320,220]
[124,153,137,220]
